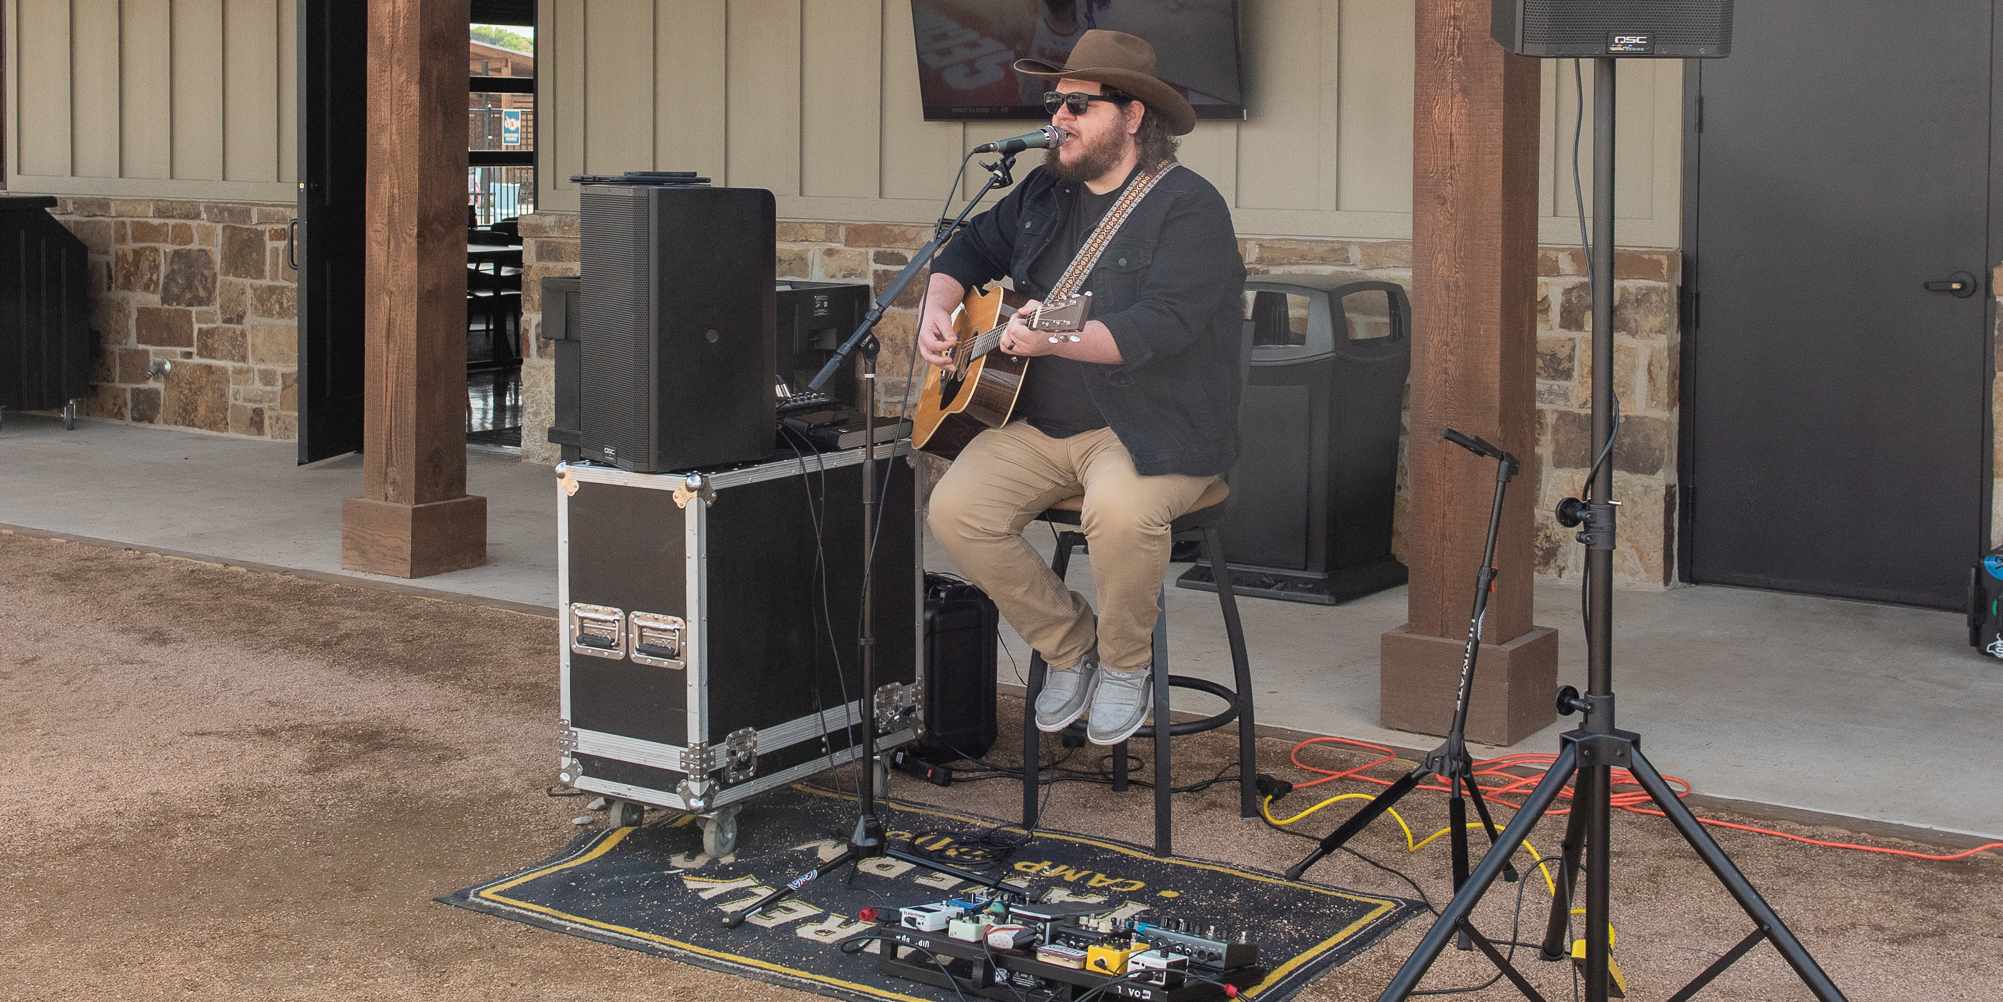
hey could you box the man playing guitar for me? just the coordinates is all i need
[919,30,1246,746]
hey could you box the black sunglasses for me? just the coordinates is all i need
[1043,90,1131,117]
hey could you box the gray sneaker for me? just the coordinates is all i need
[1086,664,1153,745]
[1034,655,1100,732]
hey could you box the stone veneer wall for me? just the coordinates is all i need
[1239,238,1682,588]
[45,197,300,438]
[517,212,1681,587]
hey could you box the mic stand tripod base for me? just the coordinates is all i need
[1376,726,1847,1002]
[720,814,1013,929]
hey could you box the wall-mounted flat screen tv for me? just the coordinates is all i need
[911,1,1245,121]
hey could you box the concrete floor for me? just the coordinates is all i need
[4,412,1998,839]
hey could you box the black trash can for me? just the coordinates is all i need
[1179,277,1412,604]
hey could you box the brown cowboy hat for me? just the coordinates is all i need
[1013,29,1197,136]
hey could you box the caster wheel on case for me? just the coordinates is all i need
[606,798,645,828]
[702,805,740,858]
[872,757,892,800]
[63,400,77,431]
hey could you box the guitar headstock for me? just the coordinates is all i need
[1024,292,1092,333]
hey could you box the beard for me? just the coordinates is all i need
[1043,126,1127,183]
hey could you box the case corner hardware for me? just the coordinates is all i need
[568,603,628,660]
[676,777,716,812]
[724,727,759,782]
[682,740,716,776]
[628,612,689,670]
[874,680,922,732]
[557,756,583,785]
[672,474,716,510]
[557,467,581,497]
[558,722,579,753]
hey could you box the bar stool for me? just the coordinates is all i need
[1019,481,1258,857]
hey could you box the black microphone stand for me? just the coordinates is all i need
[1372,59,1845,1002]
[724,149,1026,929]
[1286,428,1523,945]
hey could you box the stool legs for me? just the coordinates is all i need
[1019,525,1258,856]
[1204,526,1259,820]
[1150,587,1173,855]
[1022,531,1084,833]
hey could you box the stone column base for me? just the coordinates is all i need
[341,494,488,578]
[1380,624,1559,746]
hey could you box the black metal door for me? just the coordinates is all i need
[294,0,367,463]
[1685,0,1997,608]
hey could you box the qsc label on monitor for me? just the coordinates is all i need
[1607,32,1655,54]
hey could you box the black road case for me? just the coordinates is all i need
[556,443,923,856]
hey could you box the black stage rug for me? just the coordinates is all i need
[443,786,1420,1002]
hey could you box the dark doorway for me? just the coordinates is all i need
[466,1,537,449]
[1682,0,1998,608]
[294,0,368,464]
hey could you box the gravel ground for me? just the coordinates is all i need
[1,531,1996,1001]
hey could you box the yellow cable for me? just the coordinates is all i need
[1263,796,1560,896]
[1263,791,1419,848]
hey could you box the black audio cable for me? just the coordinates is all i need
[839,932,974,1002]
[781,424,863,800]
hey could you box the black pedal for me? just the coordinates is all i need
[1133,920,1259,972]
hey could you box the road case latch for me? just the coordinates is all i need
[874,680,922,733]
[724,727,759,782]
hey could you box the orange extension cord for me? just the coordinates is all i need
[1280,735,2003,864]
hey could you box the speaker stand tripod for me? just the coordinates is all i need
[724,149,1027,929]
[1286,427,1524,921]
[1374,60,1847,1002]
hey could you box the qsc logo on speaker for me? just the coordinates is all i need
[1607,33,1655,54]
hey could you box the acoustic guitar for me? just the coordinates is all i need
[911,286,1092,460]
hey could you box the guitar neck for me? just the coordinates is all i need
[952,293,1089,368]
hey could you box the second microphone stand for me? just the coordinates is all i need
[1287,429,1522,924]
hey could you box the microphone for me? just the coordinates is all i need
[972,126,1060,156]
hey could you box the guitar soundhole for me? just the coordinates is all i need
[938,374,962,404]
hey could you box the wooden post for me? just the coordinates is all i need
[340,0,486,577]
[1379,0,1556,745]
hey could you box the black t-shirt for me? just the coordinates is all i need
[1015,169,1137,438]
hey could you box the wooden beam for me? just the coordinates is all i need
[1380,0,1555,745]
[341,0,485,578]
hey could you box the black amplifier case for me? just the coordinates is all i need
[555,445,923,838]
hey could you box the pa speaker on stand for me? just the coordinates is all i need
[1367,5,1849,1001]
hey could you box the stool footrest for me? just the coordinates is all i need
[1131,674,1240,739]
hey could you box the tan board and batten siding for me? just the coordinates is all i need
[5,0,298,202]
[5,0,1684,247]
[538,0,1681,246]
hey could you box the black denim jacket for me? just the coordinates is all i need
[932,164,1246,478]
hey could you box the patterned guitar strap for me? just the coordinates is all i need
[1039,160,1182,315]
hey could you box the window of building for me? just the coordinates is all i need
[468,21,534,227]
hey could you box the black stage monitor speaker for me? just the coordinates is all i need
[576,171,776,473]
[1492,0,1733,59]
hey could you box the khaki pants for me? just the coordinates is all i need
[926,422,1218,673]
